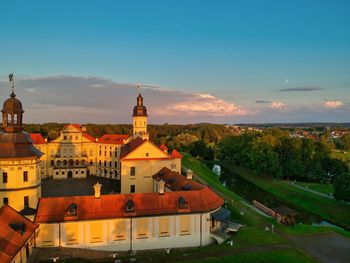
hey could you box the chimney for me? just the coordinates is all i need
[94,182,102,199]
[186,169,193,180]
[158,179,165,195]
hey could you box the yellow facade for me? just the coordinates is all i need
[132,115,148,140]
[0,157,41,213]
[121,140,182,194]
[36,213,214,251]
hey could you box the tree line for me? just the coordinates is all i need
[218,129,349,201]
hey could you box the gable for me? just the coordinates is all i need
[122,140,169,160]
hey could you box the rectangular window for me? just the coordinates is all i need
[113,220,126,241]
[130,167,136,176]
[115,162,118,168]
[2,172,8,183]
[158,217,170,237]
[23,171,28,182]
[146,153,149,157]
[50,160,54,166]
[41,224,55,247]
[130,185,135,193]
[136,218,149,239]
[24,196,29,207]
[3,197,8,205]
[180,216,191,235]
[109,161,112,167]
[90,222,103,243]
[65,223,79,245]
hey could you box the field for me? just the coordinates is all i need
[293,182,333,195]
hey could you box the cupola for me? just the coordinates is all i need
[132,93,148,117]
[1,74,24,132]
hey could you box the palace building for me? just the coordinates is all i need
[0,75,230,262]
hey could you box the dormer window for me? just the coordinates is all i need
[125,199,135,213]
[67,203,77,216]
[178,196,188,209]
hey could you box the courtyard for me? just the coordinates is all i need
[41,177,120,197]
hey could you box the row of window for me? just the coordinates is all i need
[3,196,29,207]
[2,171,29,183]
[98,160,118,168]
[55,170,85,175]
[61,216,190,245]
[99,150,118,158]
[50,159,92,166]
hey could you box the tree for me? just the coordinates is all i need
[333,173,350,202]
[341,133,350,150]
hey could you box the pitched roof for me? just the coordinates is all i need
[120,137,145,158]
[171,149,183,158]
[30,133,46,144]
[98,134,129,145]
[63,124,82,131]
[153,167,203,191]
[0,205,39,263]
[82,133,96,142]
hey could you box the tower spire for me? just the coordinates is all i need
[9,73,16,98]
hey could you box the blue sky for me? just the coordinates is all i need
[0,0,349,124]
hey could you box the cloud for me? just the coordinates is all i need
[165,93,248,117]
[255,100,271,104]
[269,101,286,110]
[322,100,344,109]
[278,87,323,92]
[0,75,248,123]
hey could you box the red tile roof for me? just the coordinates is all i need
[153,167,203,191]
[171,149,183,158]
[121,137,145,158]
[30,133,46,144]
[35,188,223,223]
[0,205,38,263]
[82,133,96,142]
[98,134,129,144]
[159,144,168,151]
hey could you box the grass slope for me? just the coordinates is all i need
[225,164,350,229]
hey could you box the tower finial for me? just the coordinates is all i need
[9,73,15,98]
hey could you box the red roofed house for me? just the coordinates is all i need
[34,168,227,251]
[0,205,38,263]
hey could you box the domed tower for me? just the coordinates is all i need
[132,92,149,140]
[0,74,42,220]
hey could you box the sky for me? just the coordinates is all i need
[0,0,349,124]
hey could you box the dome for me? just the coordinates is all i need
[132,93,148,117]
[1,92,24,114]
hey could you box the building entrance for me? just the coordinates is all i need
[68,171,73,179]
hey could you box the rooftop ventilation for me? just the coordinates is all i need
[9,222,26,235]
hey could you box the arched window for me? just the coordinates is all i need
[69,159,74,167]
[67,203,77,216]
[56,160,61,166]
[75,159,79,166]
[13,114,17,125]
[125,199,135,213]
[63,160,68,166]
[178,196,188,209]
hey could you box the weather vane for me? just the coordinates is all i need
[9,73,15,96]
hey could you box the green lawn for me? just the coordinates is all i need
[294,181,334,195]
[225,164,350,230]
[185,249,317,263]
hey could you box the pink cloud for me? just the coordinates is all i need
[269,101,286,110]
[323,100,343,109]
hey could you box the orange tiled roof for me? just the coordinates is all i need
[153,167,203,191]
[121,137,145,158]
[171,149,183,158]
[35,188,223,223]
[98,134,129,144]
[159,144,168,151]
[0,205,38,263]
[82,133,96,142]
[30,133,46,144]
